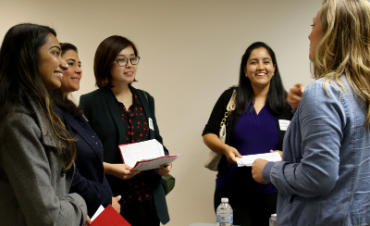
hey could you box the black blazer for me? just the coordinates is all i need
[79,87,170,225]
[55,106,113,217]
[202,87,294,177]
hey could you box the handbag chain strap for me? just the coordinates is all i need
[220,89,237,128]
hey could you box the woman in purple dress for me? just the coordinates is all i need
[202,42,293,226]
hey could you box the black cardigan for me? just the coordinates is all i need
[79,87,170,225]
[202,87,294,177]
[54,106,113,217]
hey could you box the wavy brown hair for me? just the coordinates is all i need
[0,23,77,170]
[49,42,83,119]
[313,0,370,126]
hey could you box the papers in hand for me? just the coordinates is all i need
[90,205,131,226]
[118,139,179,171]
[132,155,179,171]
[237,152,282,167]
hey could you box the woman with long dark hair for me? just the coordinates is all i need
[49,43,121,217]
[202,42,293,226]
[0,24,87,226]
[79,36,171,226]
[252,0,370,225]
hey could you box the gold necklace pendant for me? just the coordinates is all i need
[254,98,265,105]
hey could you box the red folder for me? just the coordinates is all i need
[90,205,131,226]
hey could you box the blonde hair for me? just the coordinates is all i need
[313,0,370,126]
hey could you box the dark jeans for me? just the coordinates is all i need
[214,189,277,226]
[121,199,160,226]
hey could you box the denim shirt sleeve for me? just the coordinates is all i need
[262,162,275,182]
[268,80,346,197]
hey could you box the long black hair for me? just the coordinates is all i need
[0,23,77,170]
[49,42,83,118]
[235,42,289,115]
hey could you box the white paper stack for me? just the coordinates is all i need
[237,152,282,167]
[118,139,180,171]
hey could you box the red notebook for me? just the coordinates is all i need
[90,205,131,226]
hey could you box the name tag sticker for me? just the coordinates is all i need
[149,118,155,131]
[278,120,290,131]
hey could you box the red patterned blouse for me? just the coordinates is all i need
[116,88,153,203]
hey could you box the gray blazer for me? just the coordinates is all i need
[0,101,87,226]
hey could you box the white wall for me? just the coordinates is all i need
[0,0,322,225]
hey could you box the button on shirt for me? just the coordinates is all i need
[76,117,104,152]
[116,88,151,203]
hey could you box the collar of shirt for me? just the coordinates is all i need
[112,86,142,109]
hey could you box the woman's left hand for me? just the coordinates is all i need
[251,159,269,184]
[157,163,172,176]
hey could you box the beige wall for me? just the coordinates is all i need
[1,0,322,225]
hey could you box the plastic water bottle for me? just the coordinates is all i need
[269,213,277,226]
[216,197,233,226]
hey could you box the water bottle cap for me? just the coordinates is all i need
[221,198,229,203]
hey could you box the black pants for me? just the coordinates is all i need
[120,199,160,226]
[214,189,277,226]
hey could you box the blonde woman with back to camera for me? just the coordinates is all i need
[252,0,370,225]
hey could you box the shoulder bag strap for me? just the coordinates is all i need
[220,89,236,128]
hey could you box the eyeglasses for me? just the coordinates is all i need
[113,56,140,67]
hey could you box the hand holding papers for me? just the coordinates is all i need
[132,155,179,171]
[237,152,282,167]
[119,139,180,171]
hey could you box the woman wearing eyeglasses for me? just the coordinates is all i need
[79,36,171,226]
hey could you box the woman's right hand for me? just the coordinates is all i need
[85,216,91,225]
[103,163,140,180]
[287,83,305,110]
[112,195,121,213]
[203,133,242,164]
[112,164,140,180]
[224,146,242,164]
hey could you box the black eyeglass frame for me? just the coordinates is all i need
[113,56,141,67]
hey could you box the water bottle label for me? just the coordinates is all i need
[269,217,277,226]
[217,214,233,224]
